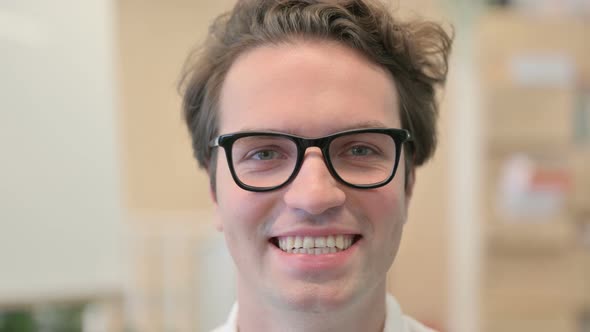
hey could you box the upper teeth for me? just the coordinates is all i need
[277,235,354,253]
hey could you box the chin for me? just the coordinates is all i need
[273,279,361,313]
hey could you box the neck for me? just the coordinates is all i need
[235,280,387,332]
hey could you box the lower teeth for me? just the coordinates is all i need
[285,247,343,254]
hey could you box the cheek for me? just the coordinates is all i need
[368,181,408,224]
[363,183,408,258]
[215,169,262,264]
[214,157,278,240]
[215,163,251,228]
[215,166,282,274]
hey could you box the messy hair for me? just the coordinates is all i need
[179,0,452,186]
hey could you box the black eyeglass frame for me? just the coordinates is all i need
[209,127,413,192]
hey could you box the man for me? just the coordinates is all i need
[179,0,452,331]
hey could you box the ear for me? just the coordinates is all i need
[208,167,223,232]
[401,165,415,226]
[405,166,415,201]
[211,191,224,232]
[209,175,218,204]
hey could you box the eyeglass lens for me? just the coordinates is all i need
[230,132,397,188]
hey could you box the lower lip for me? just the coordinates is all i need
[269,238,361,274]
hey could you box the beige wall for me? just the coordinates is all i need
[118,0,235,212]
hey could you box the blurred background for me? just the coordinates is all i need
[1,0,589,331]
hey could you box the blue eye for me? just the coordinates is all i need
[350,146,374,156]
[252,150,280,160]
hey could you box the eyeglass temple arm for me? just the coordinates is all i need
[209,137,221,148]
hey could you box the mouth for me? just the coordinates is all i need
[270,234,362,255]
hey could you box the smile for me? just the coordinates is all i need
[271,235,361,254]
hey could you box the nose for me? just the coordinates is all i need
[283,148,346,215]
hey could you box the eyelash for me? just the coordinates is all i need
[244,147,287,161]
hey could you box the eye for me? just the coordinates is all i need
[250,149,281,160]
[349,145,374,156]
[336,142,384,161]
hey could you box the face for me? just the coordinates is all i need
[214,40,413,312]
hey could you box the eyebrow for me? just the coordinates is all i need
[239,120,390,136]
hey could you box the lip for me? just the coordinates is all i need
[269,227,361,238]
[268,233,363,275]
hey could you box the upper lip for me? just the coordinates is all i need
[269,227,362,238]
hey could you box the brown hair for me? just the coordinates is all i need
[179,0,452,186]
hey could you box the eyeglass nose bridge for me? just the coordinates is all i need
[289,136,343,186]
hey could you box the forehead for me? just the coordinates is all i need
[219,40,400,136]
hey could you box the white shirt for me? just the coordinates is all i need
[210,293,436,332]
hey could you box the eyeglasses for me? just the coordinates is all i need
[209,128,412,192]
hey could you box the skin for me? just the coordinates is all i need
[212,39,415,332]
